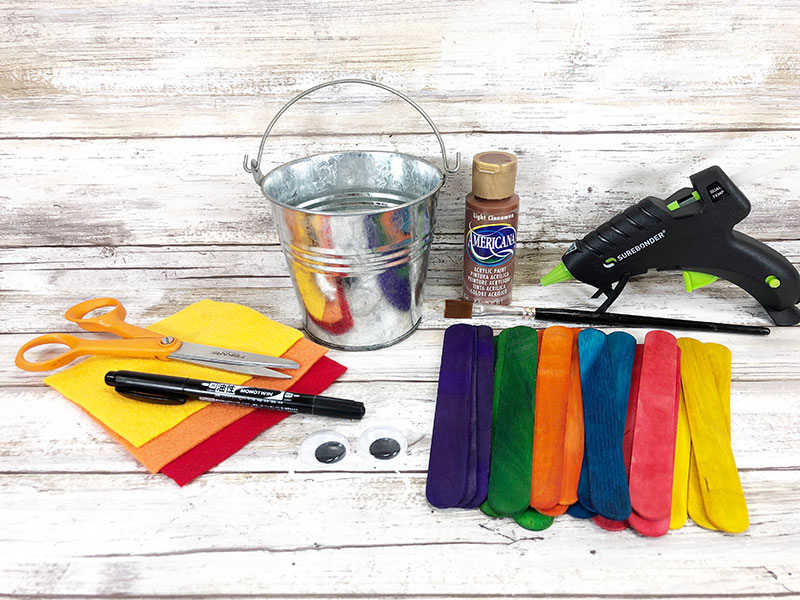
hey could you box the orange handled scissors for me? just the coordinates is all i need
[15,298,299,378]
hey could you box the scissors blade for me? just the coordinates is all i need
[169,341,300,370]
[173,356,292,379]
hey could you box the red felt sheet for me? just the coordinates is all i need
[161,356,348,486]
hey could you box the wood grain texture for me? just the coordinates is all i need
[2,0,800,596]
[2,1,800,137]
[0,471,798,596]
[3,134,800,248]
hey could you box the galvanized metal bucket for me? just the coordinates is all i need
[244,79,460,350]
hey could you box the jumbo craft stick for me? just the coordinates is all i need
[592,344,643,532]
[486,327,539,516]
[560,333,584,506]
[669,387,692,530]
[531,326,574,511]
[577,329,633,521]
[628,331,681,524]
[686,342,735,531]
[678,338,748,534]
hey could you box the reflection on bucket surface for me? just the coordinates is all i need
[266,151,440,350]
[244,79,460,350]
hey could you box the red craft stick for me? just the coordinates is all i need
[628,331,681,523]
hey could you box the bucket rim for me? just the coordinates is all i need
[258,150,446,217]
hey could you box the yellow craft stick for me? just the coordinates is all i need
[678,338,748,534]
[687,343,735,530]
[706,343,733,424]
[669,386,691,530]
[688,451,717,530]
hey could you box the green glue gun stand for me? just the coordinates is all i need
[541,166,800,326]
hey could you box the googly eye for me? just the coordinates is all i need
[358,426,407,462]
[298,430,350,467]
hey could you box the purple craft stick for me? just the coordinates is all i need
[460,325,494,508]
[426,324,475,508]
[458,328,478,507]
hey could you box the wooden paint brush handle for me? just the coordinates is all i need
[533,308,770,336]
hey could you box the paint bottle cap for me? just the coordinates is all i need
[472,151,518,199]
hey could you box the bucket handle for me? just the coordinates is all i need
[243,79,461,182]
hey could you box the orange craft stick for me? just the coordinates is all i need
[531,326,574,511]
[538,504,569,517]
[560,332,584,506]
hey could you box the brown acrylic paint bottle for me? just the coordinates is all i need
[462,151,519,305]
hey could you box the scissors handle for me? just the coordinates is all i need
[15,333,180,371]
[64,298,158,339]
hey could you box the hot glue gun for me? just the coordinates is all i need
[541,166,800,326]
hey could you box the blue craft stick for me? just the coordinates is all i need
[607,331,637,443]
[461,325,494,508]
[574,449,597,517]
[426,324,475,508]
[567,502,597,519]
[578,329,633,521]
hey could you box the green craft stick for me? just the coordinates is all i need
[480,499,503,518]
[487,326,538,516]
[481,501,554,530]
[514,509,555,531]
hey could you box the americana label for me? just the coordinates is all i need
[466,223,517,267]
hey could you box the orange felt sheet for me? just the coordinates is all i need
[95,337,326,472]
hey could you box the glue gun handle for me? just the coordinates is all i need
[688,231,800,325]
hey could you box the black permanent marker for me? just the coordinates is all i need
[105,370,365,420]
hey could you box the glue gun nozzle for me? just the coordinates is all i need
[540,261,575,286]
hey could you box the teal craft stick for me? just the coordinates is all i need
[570,448,596,518]
[578,329,633,521]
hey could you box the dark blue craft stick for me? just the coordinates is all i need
[426,324,475,508]
[461,325,494,508]
[567,502,597,519]
[574,449,597,517]
[607,331,637,448]
[578,329,632,521]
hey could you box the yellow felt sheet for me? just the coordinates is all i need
[45,300,303,447]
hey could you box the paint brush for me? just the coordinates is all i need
[443,300,770,336]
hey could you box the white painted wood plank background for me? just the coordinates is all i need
[2,1,799,598]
